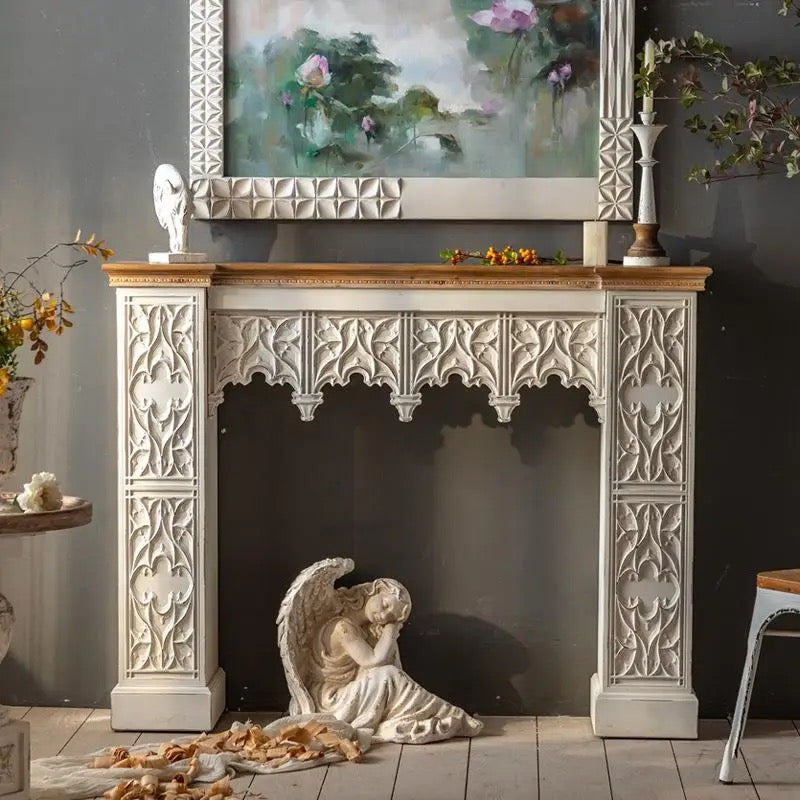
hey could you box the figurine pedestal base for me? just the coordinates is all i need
[623,255,671,267]
[624,223,669,267]
[0,720,30,800]
[149,253,208,264]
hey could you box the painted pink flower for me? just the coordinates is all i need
[281,90,294,108]
[481,98,504,115]
[748,97,758,128]
[470,0,538,34]
[295,54,331,89]
[361,115,376,133]
[547,63,573,88]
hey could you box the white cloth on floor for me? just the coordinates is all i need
[30,715,371,800]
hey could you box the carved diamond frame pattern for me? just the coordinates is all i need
[188,0,634,221]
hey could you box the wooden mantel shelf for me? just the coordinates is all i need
[104,262,712,291]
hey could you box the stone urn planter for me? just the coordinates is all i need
[0,377,33,485]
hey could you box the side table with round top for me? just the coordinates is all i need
[0,494,92,800]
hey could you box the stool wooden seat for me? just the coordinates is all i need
[757,569,800,595]
[719,571,800,783]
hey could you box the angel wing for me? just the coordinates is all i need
[276,557,355,715]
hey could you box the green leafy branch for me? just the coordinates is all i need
[635,5,800,185]
[779,0,800,21]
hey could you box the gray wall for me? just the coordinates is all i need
[0,0,797,718]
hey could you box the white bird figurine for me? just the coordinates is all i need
[152,164,190,254]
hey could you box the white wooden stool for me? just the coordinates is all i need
[719,570,800,783]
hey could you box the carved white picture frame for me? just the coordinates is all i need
[189,0,634,221]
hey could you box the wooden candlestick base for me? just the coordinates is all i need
[623,223,670,267]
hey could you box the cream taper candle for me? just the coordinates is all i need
[643,38,656,114]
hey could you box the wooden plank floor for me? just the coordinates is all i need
[20,709,800,799]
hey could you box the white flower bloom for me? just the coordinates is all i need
[295,54,331,89]
[17,472,63,513]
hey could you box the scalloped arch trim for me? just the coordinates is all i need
[211,312,605,424]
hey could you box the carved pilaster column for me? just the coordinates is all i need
[110,279,224,731]
[592,293,698,738]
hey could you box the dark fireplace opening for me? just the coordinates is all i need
[218,374,601,716]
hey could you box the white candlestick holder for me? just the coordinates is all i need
[623,111,670,267]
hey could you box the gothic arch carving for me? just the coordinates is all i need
[210,311,605,423]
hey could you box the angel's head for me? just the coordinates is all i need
[339,577,411,626]
[363,578,411,626]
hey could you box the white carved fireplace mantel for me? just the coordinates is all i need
[105,261,711,738]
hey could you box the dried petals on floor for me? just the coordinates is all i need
[89,721,364,800]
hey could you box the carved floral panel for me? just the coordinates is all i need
[412,316,501,394]
[313,315,400,393]
[126,301,196,479]
[510,317,600,397]
[616,302,687,485]
[127,496,196,676]
[213,313,303,408]
[613,501,683,682]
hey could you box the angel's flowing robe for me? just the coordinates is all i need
[308,616,483,745]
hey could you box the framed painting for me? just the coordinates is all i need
[189,0,634,221]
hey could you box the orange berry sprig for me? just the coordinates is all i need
[440,246,542,266]
[484,245,541,265]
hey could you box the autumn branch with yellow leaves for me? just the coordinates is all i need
[0,231,114,394]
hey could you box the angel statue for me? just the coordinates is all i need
[277,558,483,745]
[152,163,190,254]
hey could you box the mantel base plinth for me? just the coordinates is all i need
[590,674,698,739]
[111,668,225,731]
